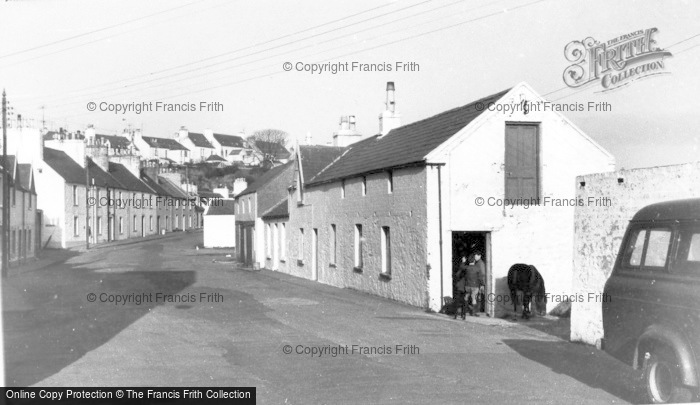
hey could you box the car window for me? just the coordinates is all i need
[643,228,672,268]
[623,228,647,267]
[675,226,700,275]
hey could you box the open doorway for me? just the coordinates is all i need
[451,232,491,316]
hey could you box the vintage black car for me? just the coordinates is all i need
[602,198,700,403]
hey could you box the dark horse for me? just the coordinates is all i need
[507,263,547,320]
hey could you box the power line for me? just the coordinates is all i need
[12,1,401,102]
[0,0,210,60]
[0,0,234,70]
[31,0,474,108]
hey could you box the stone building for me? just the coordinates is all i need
[0,155,38,268]
[571,162,700,346]
[283,81,615,314]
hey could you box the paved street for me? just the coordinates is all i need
[4,232,640,404]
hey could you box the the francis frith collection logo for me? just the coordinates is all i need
[563,28,672,92]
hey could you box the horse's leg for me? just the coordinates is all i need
[509,289,518,321]
[523,292,532,320]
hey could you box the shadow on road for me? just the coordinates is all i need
[4,248,196,386]
[503,339,642,404]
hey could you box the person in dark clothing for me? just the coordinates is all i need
[463,252,485,316]
[453,256,468,319]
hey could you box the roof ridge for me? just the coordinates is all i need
[383,88,511,135]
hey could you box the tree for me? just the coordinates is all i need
[247,129,289,166]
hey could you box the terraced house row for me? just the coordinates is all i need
[38,136,202,249]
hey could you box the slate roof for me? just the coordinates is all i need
[140,174,171,197]
[213,133,246,148]
[309,88,511,185]
[108,163,153,194]
[96,134,131,150]
[43,148,88,185]
[206,154,227,162]
[86,159,124,189]
[237,161,294,197]
[297,145,346,184]
[255,140,291,159]
[157,176,189,199]
[188,132,215,148]
[142,136,189,151]
[261,198,288,219]
[205,200,236,216]
[17,164,35,193]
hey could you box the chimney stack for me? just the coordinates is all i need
[386,82,395,113]
[378,81,401,136]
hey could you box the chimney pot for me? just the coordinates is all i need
[386,81,395,91]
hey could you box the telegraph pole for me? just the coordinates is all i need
[0,89,8,387]
[2,90,9,276]
[85,155,90,250]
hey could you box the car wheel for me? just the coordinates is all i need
[644,348,694,403]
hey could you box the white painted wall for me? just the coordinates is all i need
[427,83,615,314]
[203,215,236,248]
[571,162,700,345]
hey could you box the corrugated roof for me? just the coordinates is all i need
[237,161,294,197]
[108,163,153,194]
[309,88,511,185]
[298,145,347,184]
[261,198,288,219]
[213,133,245,148]
[205,199,236,216]
[188,132,215,148]
[142,136,189,151]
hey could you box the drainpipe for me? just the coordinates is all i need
[437,165,444,303]
[426,163,446,307]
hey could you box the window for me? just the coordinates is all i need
[676,226,700,274]
[97,216,102,235]
[354,224,363,269]
[133,215,137,232]
[341,180,345,199]
[387,171,393,193]
[150,216,153,231]
[362,176,367,196]
[12,187,16,206]
[176,215,180,228]
[247,199,251,214]
[96,188,100,203]
[645,229,672,267]
[11,230,15,255]
[505,124,539,202]
[381,226,391,275]
[298,228,304,262]
[28,193,32,208]
[622,226,672,270]
[74,216,79,236]
[330,224,337,265]
[73,185,78,206]
[280,223,286,259]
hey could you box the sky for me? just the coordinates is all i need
[0,0,698,169]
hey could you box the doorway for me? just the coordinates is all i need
[451,232,491,316]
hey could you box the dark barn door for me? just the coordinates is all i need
[505,124,539,201]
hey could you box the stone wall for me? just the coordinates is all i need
[571,162,700,345]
